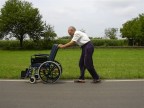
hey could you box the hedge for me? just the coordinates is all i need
[0,39,128,50]
[91,39,128,46]
[0,40,54,50]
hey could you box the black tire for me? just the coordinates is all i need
[54,60,62,73]
[30,77,36,84]
[38,61,61,83]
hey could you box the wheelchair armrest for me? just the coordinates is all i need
[33,54,49,57]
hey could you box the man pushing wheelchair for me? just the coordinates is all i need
[58,26,101,83]
[21,26,100,84]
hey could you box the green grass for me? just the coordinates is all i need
[0,48,144,79]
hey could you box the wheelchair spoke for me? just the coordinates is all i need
[39,61,61,83]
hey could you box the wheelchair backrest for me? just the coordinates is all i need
[49,44,59,61]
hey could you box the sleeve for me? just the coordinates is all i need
[71,32,81,42]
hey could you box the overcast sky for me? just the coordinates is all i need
[0,0,144,37]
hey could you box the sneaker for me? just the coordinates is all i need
[92,79,101,83]
[74,79,85,83]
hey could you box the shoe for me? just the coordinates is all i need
[92,79,101,83]
[74,79,85,83]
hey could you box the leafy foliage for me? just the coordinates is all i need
[120,14,144,46]
[42,24,57,41]
[105,28,118,39]
[0,0,56,48]
[0,39,128,50]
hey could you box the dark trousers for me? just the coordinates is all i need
[79,42,99,80]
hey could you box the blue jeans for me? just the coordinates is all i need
[79,42,99,80]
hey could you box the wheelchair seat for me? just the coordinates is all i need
[31,44,59,67]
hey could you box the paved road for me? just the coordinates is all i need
[0,80,144,108]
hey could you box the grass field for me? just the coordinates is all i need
[0,48,144,79]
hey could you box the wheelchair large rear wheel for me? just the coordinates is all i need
[54,60,62,73]
[38,61,61,83]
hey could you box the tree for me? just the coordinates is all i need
[105,28,118,39]
[120,14,144,46]
[59,36,70,39]
[0,32,3,39]
[80,29,86,33]
[139,14,144,41]
[42,24,57,41]
[0,0,44,48]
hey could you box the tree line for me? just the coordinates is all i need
[0,0,56,48]
[120,14,144,46]
[0,0,144,48]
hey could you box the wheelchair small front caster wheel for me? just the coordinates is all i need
[30,77,36,84]
[34,74,39,80]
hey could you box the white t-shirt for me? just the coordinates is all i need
[71,31,90,46]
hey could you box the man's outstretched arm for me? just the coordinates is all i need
[58,41,75,48]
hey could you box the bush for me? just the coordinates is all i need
[0,40,20,50]
[91,39,128,46]
[0,39,128,50]
[54,39,69,44]
[0,40,54,50]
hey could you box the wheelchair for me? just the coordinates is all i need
[21,44,62,84]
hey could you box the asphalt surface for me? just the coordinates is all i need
[0,80,144,108]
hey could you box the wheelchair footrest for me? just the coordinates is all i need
[21,68,28,79]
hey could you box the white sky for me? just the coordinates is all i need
[0,0,144,37]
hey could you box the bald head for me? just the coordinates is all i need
[68,26,76,36]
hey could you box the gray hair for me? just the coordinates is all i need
[68,26,76,31]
